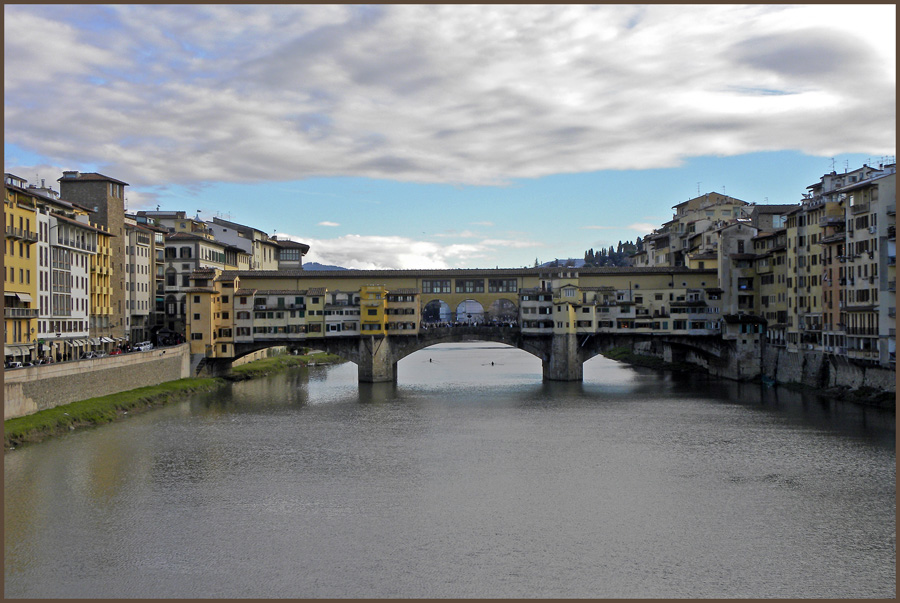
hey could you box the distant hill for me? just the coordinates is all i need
[303,262,348,271]
[539,258,587,268]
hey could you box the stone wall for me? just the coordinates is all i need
[4,344,191,420]
[762,346,895,392]
[230,346,287,367]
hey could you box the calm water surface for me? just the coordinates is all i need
[4,344,895,598]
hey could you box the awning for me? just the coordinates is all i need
[4,292,33,302]
[101,337,115,343]
[5,345,24,356]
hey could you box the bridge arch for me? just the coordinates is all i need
[422,299,452,323]
[455,299,484,324]
[486,298,518,323]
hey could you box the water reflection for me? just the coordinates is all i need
[5,343,894,598]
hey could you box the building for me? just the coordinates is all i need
[4,174,40,363]
[58,171,128,340]
[270,235,310,270]
[205,216,279,270]
[753,229,788,346]
[124,215,154,343]
[836,166,896,365]
[163,231,247,334]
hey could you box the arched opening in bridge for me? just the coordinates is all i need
[422,299,452,324]
[398,342,543,384]
[486,298,517,324]
[455,300,484,324]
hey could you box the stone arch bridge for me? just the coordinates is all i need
[201,327,750,383]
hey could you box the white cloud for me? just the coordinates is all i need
[4,4,895,190]
[317,221,340,227]
[627,223,658,234]
[280,232,542,270]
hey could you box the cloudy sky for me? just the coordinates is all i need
[4,4,895,269]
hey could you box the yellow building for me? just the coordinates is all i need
[785,200,826,351]
[359,285,388,335]
[753,229,788,346]
[90,225,115,343]
[4,174,39,362]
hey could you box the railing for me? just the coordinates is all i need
[850,202,870,214]
[846,328,878,336]
[57,238,96,252]
[4,307,38,318]
[5,226,38,242]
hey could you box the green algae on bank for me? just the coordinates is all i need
[4,352,345,451]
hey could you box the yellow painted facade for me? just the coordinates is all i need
[90,227,114,326]
[4,183,39,356]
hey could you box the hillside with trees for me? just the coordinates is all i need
[581,239,640,267]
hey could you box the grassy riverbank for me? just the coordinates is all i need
[4,352,344,451]
[226,352,342,381]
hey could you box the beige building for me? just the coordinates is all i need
[58,171,128,340]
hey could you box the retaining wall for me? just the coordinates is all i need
[762,347,895,392]
[4,344,191,420]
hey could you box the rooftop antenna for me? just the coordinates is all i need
[844,160,848,173]
[830,157,836,172]
[696,182,701,196]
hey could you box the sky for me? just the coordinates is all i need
[4,4,896,269]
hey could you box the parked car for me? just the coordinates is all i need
[134,341,154,351]
[94,351,108,358]
[110,349,123,355]
[6,361,23,369]
[80,351,97,360]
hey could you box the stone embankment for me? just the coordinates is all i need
[607,345,895,408]
[4,350,343,450]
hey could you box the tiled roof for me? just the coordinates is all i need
[54,213,115,235]
[213,265,715,280]
[58,172,129,186]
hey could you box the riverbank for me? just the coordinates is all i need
[602,346,896,410]
[4,351,343,451]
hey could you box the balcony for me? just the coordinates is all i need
[5,226,38,242]
[888,225,896,240]
[890,281,896,292]
[850,202,870,215]
[4,307,38,318]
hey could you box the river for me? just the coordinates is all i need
[4,343,895,598]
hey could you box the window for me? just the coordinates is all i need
[455,279,484,293]
[191,333,203,340]
[194,295,200,303]
[193,313,201,320]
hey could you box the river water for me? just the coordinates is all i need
[4,343,895,598]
